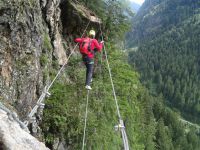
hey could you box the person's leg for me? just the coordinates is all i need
[85,63,89,86]
[85,63,94,86]
[83,56,89,86]
[88,64,94,85]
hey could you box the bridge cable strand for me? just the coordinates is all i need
[82,90,90,150]
[99,24,130,150]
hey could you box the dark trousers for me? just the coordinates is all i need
[85,63,94,86]
[83,56,94,86]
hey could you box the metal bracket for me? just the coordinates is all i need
[29,116,37,124]
[46,91,51,98]
[114,119,125,131]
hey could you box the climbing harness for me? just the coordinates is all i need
[82,90,90,150]
[24,20,91,126]
[99,24,130,150]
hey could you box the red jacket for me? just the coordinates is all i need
[75,37,103,58]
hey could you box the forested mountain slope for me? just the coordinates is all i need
[128,0,200,124]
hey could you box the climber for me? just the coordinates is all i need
[75,30,104,90]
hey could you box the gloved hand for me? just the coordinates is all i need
[100,41,104,44]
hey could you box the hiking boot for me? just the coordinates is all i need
[85,85,92,90]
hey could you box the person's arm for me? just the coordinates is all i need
[93,39,103,52]
[75,38,83,43]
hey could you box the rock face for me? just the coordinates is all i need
[0,0,52,118]
[0,0,100,118]
[44,0,67,65]
[0,109,49,150]
[0,0,101,148]
[0,0,64,145]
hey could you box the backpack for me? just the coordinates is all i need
[79,38,93,55]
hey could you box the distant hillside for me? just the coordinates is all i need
[130,1,141,12]
[128,0,200,124]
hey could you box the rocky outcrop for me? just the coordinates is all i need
[69,0,101,23]
[0,0,52,118]
[0,109,49,150]
[0,0,101,148]
[44,0,67,65]
[0,0,101,118]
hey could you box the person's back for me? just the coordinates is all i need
[78,37,92,55]
[75,32,103,58]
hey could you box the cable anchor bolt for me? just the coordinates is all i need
[114,123,125,131]
[46,91,51,97]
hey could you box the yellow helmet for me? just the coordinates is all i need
[89,30,95,37]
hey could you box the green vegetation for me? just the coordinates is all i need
[40,54,49,67]
[127,0,200,149]
[42,48,144,149]
[128,0,200,123]
[43,49,200,149]
[43,33,52,51]
[42,0,200,149]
